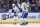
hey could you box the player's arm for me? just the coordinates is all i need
[8,9,12,13]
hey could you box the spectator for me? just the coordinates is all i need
[0,0,2,9]
[34,7,38,12]
[0,8,2,12]
[9,0,12,9]
[36,0,40,12]
[29,0,32,3]
[2,8,9,12]
[30,0,37,12]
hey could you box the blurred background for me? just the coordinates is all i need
[0,0,40,12]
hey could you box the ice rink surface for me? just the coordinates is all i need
[0,24,40,27]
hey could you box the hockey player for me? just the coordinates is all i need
[20,0,29,25]
[9,4,20,16]
[21,0,29,18]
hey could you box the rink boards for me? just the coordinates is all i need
[0,12,40,24]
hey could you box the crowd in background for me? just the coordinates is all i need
[0,0,40,12]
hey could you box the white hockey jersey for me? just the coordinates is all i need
[9,6,20,12]
[21,1,29,12]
